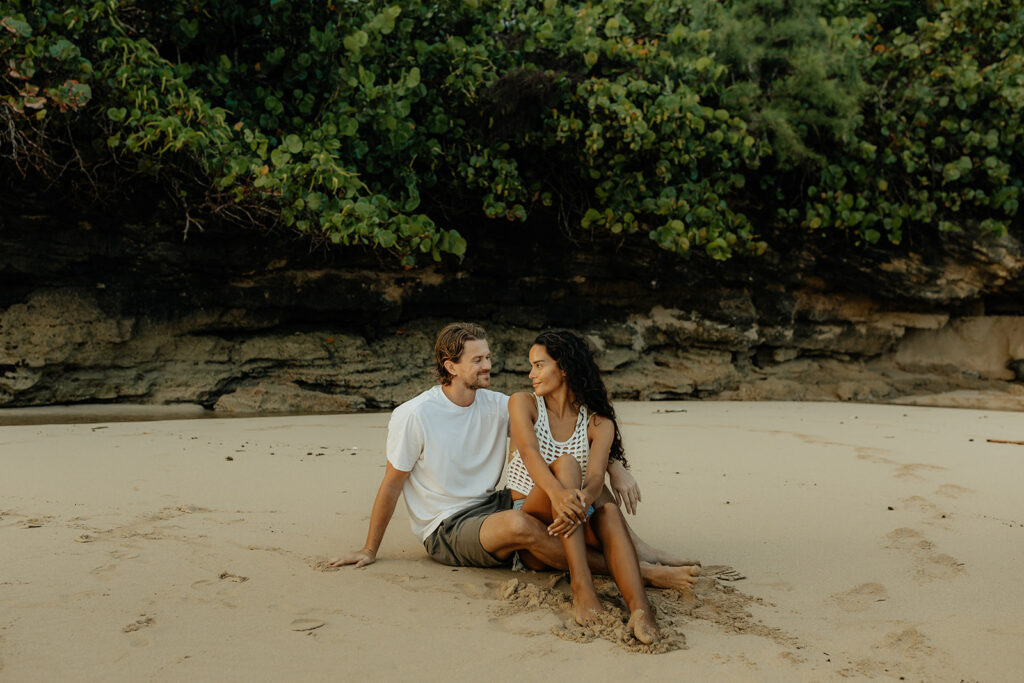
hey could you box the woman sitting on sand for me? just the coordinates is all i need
[507,329,686,644]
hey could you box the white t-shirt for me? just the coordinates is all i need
[387,385,510,542]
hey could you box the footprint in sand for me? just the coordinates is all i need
[830,582,888,612]
[190,572,250,606]
[17,516,51,529]
[935,483,973,498]
[110,550,140,561]
[855,450,945,480]
[899,496,954,528]
[487,610,560,638]
[892,463,946,480]
[901,495,938,513]
[90,548,143,577]
[855,448,897,465]
[885,527,931,551]
[122,615,154,633]
[127,635,151,648]
[884,528,964,582]
[877,626,934,659]
[457,581,504,600]
[91,562,118,576]
[123,615,155,648]
[377,573,454,594]
[917,553,963,580]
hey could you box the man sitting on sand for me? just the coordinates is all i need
[328,322,698,596]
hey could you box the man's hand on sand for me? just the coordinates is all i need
[327,548,376,568]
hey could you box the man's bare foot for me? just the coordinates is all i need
[631,537,700,566]
[572,588,605,627]
[626,608,660,644]
[639,562,700,591]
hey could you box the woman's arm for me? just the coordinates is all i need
[508,392,586,522]
[580,415,615,508]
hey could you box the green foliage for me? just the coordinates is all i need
[793,0,1024,246]
[700,0,870,168]
[1,0,1021,263]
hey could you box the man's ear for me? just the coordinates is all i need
[444,359,457,377]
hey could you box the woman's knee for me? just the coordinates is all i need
[594,487,616,507]
[593,501,625,529]
[550,454,582,480]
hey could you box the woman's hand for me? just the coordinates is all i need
[607,459,641,515]
[548,488,586,537]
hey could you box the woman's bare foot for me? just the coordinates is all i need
[628,531,701,567]
[639,562,700,591]
[626,608,660,644]
[572,586,605,627]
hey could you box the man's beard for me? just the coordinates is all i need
[466,373,491,390]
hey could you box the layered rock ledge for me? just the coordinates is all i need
[2,207,1022,414]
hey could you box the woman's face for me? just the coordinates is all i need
[528,344,565,396]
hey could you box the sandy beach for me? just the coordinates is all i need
[2,401,1023,681]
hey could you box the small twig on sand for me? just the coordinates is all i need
[986,439,1024,446]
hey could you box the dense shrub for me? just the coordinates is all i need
[806,0,1024,246]
[1,0,1020,264]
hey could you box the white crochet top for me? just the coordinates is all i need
[506,394,589,496]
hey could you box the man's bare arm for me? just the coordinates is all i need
[328,461,409,568]
[607,458,641,515]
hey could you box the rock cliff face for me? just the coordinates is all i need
[2,201,1023,414]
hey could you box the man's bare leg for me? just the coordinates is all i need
[480,510,700,591]
[628,525,702,567]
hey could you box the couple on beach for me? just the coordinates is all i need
[330,322,700,643]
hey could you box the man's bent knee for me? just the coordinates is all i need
[481,509,546,550]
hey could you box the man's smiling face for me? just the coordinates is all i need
[446,339,492,390]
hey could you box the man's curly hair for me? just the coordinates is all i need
[534,329,627,467]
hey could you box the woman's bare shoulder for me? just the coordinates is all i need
[587,412,615,436]
[509,391,537,416]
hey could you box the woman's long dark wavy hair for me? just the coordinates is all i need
[533,329,627,467]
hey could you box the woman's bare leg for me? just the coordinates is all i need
[593,488,703,573]
[590,501,661,644]
[594,486,701,566]
[520,456,603,626]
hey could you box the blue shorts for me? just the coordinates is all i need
[512,497,595,520]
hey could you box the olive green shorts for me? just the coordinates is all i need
[422,489,514,567]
